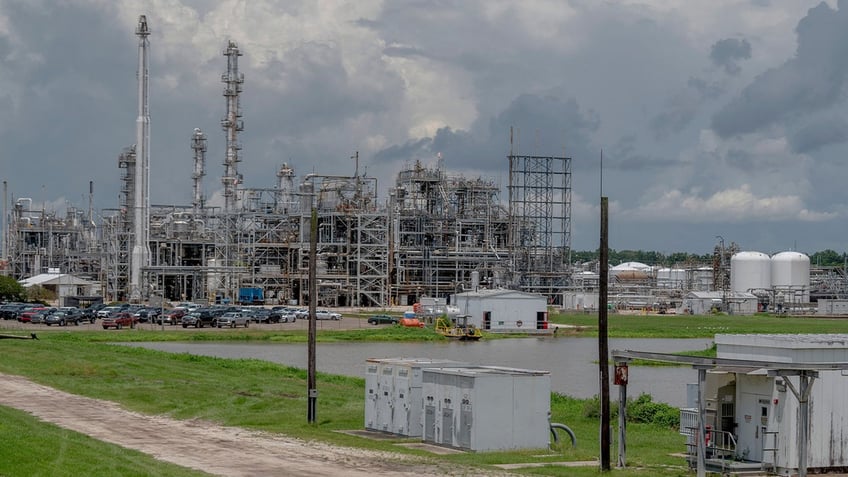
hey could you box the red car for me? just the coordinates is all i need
[18,307,50,323]
[102,312,138,330]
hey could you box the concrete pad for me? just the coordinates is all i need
[395,442,466,455]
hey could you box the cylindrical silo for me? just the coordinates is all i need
[771,251,810,303]
[731,251,771,294]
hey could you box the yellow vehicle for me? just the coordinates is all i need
[435,315,482,341]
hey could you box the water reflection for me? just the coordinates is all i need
[121,337,712,407]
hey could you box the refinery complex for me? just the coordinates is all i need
[1,16,847,311]
[0,16,572,307]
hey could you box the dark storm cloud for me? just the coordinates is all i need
[382,44,428,59]
[789,117,848,153]
[687,77,724,100]
[0,2,134,205]
[650,78,724,140]
[711,1,848,138]
[373,94,600,173]
[724,149,756,171]
[710,38,751,75]
[611,136,678,171]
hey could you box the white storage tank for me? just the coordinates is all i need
[731,251,771,294]
[657,268,686,289]
[771,251,810,303]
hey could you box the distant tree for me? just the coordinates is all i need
[809,250,846,267]
[0,275,25,301]
[26,285,55,303]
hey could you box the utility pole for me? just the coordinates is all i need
[307,208,318,422]
[599,196,610,470]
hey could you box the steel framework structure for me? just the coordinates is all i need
[508,154,572,303]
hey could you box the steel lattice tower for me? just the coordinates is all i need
[508,154,571,292]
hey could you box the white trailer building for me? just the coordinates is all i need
[614,335,848,476]
[450,288,548,331]
[421,366,551,451]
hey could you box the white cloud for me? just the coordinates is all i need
[629,184,837,222]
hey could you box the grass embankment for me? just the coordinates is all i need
[551,311,848,338]
[0,335,692,476]
[0,405,209,477]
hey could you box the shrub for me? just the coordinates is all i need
[627,393,680,428]
[581,393,679,428]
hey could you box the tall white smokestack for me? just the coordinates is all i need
[130,14,151,302]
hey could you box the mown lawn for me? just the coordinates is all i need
[0,334,694,476]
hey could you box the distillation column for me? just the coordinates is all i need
[130,15,151,302]
[191,128,207,214]
[221,41,244,213]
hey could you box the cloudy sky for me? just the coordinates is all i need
[1,0,846,255]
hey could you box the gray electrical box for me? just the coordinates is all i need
[364,358,467,436]
[421,365,551,451]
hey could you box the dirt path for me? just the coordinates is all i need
[0,373,492,476]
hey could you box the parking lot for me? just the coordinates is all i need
[0,313,382,333]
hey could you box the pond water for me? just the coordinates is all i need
[121,337,713,407]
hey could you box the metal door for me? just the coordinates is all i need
[424,405,435,442]
[441,408,454,445]
[459,401,472,448]
[737,392,770,462]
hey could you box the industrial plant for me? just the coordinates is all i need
[1,16,847,313]
[0,16,573,308]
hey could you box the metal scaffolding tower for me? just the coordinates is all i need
[508,154,572,301]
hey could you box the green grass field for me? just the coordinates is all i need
[1,312,839,476]
[0,334,694,476]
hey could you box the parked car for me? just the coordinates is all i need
[18,307,52,323]
[79,307,98,324]
[181,309,217,328]
[158,308,186,325]
[0,303,28,320]
[46,311,82,326]
[30,311,51,324]
[216,312,249,328]
[97,306,123,318]
[294,308,309,320]
[101,312,138,330]
[246,308,275,324]
[367,314,398,325]
[279,310,296,323]
[134,307,160,323]
[316,310,342,320]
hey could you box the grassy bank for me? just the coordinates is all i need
[0,335,692,476]
[552,311,848,338]
[0,405,209,477]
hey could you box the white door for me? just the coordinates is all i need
[737,392,770,462]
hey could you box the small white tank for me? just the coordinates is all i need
[731,251,771,294]
[771,251,810,303]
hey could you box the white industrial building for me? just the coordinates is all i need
[817,299,848,315]
[450,288,548,331]
[614,334,848,476]
[364,358,467,437]
[421,365,551,451]
[19,272,100,306]
[706,335,848,475]
[680,291,758,315]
